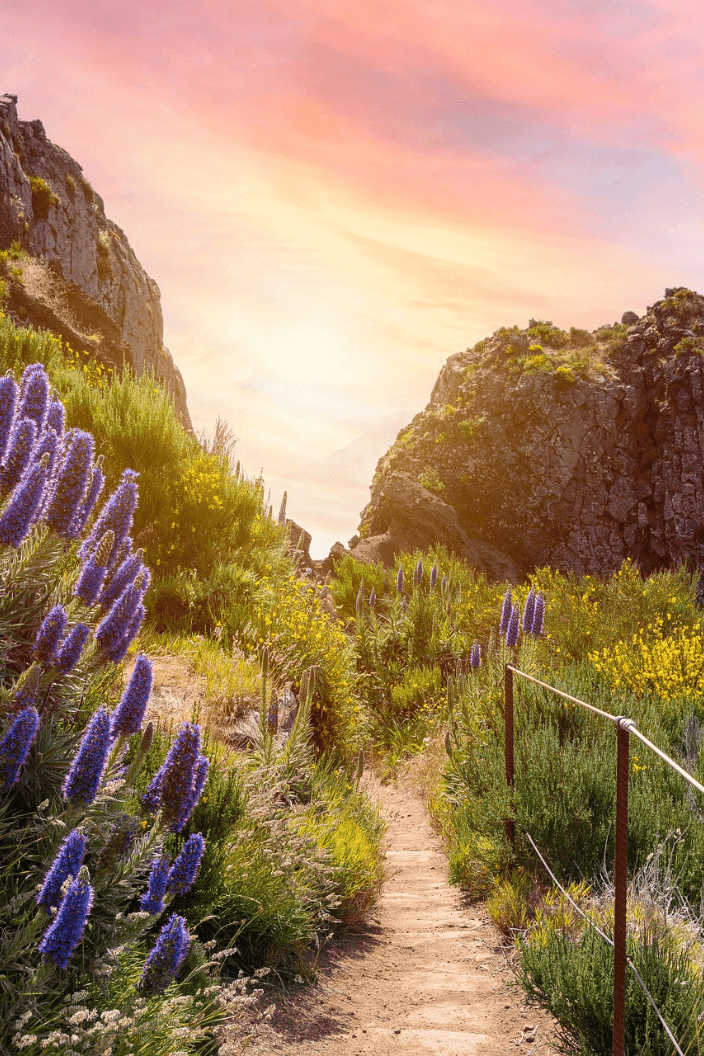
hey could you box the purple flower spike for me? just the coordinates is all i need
[499,589,513,634]
[69,461,105,538]
[396,567,404,594]
[142,723,203,832]
[44,429,94,538]
[97,814,139,872]
[414,559,424,587]
[45,399,65,438]
[74,555,107,607]
[470,642,481,670]
[522,589,537,635]
[38,872,94,969]
[34,428,59,505]
[174,755,210,834]
[167,833,206,895]
[0,461,48,547]
[99,551,144,610]
[80,469,139,568]
[95,583,143,662]
[37,830,87,912]
[506,606,520,649]
[532,594,545,637]
[138,913,191,997]
[355,582,364,612]
[140,854,171,915]
[55,623,91,674]
[0,706,40,788]
[0,375,17,462]
[111,654,153,738]
[429,564,438,590]
[369,587,376,607]
[34,605,68,664]
[1,417,37,495]
[61,706,112,806]
[17,365,49,432]
[266,696,278,735]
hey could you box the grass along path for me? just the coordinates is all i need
[219,771,559,1056]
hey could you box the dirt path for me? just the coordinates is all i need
[218,774,559,1056]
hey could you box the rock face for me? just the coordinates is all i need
[0,94,191,428]
[357,289,704,579]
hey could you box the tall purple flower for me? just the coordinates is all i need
[0,460,47,547]
[175,755,210,833]
[506,605,520,649]
[45,399,65,438]
[441,574,448,594]
[55,623,91,674]
[0,706,40,788]
[0,417,37,494]
[138,913,191,996]
[95,582,144,663]
[44,429,94,537]
[80,469,139,568]
[37,830,87,913]
[17,364,49,432]
[34,605,68,665]
[369,587,377,608]
[355,582,364,613]
[499,589,513,635]
[167,833,205,895]
[396,567,404,594]
[69,460,105,538]
[429,564,438,591]
[62,706,112,806]
[414,558,424,587]
[522,589,537,635]
[109,601,146,665]
[111,654,153,738]
[96,814,139,872]
[470,642,482,670]
[38,871,93,969]
[531,593,545,637]
[74,554,107,607]
[142,723,202,831]
[99,550,143,610]
[140,854,171,915]
[0,374,17,463]
[33,428,59,508]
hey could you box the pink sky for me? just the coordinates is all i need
[2,0,704,554]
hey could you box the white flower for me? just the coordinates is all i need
[16,1035,39,1049]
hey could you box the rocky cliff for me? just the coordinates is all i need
[355,288,704,580]
[0,94,191,428]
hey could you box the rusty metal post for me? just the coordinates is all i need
[504,664,515,847]
[613,720,630,1056]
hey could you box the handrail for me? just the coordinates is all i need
[503,664,701,1056]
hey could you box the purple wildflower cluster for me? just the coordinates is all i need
[142,722,209,832]
[37,829,87,913]
[141,855,171,915]
[111,654,153,737]
[499,588,546,647]
[61,706,112,806]
[167,833,205,895]
[396,567,404,594]
[0,706,40,788]
[469,642,481,670]
[138,913,191,996]
[38,870,94,969]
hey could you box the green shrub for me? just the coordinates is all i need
[29,175,60,220]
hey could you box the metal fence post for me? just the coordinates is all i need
[613,719,630,1056]
[504,664,515,847]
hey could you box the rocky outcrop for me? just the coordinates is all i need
[0,94,191,427]
[357,288,704,579]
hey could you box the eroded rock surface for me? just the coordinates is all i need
[0,94,190,427]
[357,289,704,578]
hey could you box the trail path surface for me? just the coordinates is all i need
[219,774,559,1056]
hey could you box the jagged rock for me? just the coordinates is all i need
[621,310,640,325]
[0,94,191,428]
[359,289,704,578]
[284,519,312,568]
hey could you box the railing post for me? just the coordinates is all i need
[613,719,630,1056]
[504,664,515,847]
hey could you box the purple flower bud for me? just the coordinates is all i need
[38,871,94,968]
[80,469,139,568]
[0,374,17,463]
[34,605,68,664]
[69,461,105,538]
[111,654,153,738]
[45,399,65,438]
[98,551,144,610]
[499,589,513,634]
[355,582,364,612]
[522,589,537,635]
[506,605,520,649]
[173,755,210,834]
[17,365,49,432]
[44,430,94,537]
[532,594,545,637]
[55,623,91,674]
[0,705,40,788]
[34,428,59,514]
[138,913,190,996]
[74,555,107,606]
[62,706,112,806]
[0,460,47,547]
[266,694,279,735]
[414,559,424,587]
[1,417,37,495]
[396,567,404,594]
[142,723,201,831]
[37,829,87,912]
[369,587,376,607]
[470,642,481,670]
[96,814,139,872]
[167,833,205,895]
[140,854,171,915]
[429,564,438,590]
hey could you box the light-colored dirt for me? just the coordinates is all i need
[218,774,559,1056]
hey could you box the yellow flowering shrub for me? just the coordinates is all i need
[590,621,704,702]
